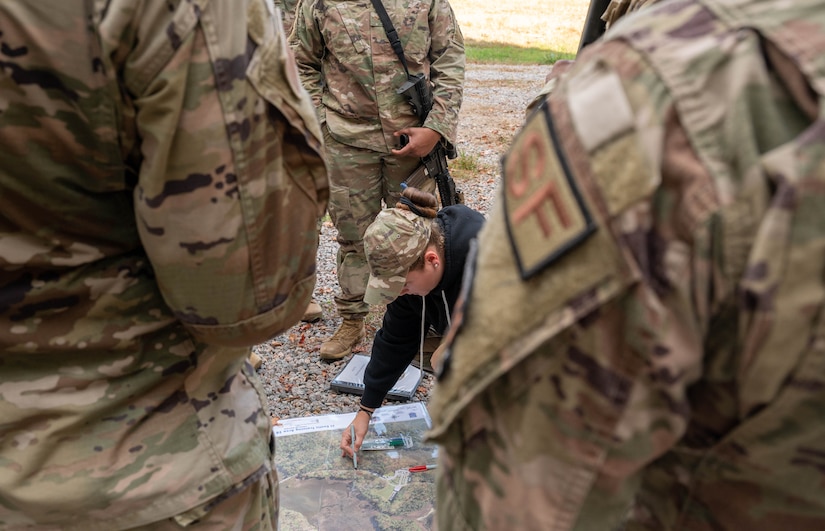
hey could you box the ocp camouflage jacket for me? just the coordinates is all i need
[289,0,465,152]
[0,0,327,528]
[430,0,825,529]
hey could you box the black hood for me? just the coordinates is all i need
[434,204,484,296]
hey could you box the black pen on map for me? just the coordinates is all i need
[351,425,358,469]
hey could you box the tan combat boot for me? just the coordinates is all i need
[249,351,263,371]
[319,318,365,360]
[301,299,323,323]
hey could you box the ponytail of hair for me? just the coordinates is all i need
[397,186,445,271]
[396,186,438,219]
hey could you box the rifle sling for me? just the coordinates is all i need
[369,0,411,77]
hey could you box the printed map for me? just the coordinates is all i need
[273,402,437,530]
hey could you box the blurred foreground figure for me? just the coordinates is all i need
[429,0,825,529]
[0,1,327,528]
[602,0,660,27]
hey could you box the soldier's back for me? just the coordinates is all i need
[429,0,825,529]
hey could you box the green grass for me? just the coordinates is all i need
[449,150,489,180]
[465,39,575,65]
[451,150,480,172]
[451,0,590,65]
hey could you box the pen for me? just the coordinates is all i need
[409,464,437,472]
[359,436,407,450]
[351,425,358,469]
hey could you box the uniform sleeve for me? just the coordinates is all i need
[429,40,714,529]
[128,0,328,347]
[289,0,326,124]
[424,0,465,146]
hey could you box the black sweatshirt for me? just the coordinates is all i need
[361,204,485,408]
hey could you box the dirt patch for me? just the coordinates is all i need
[452,62,550,212]
[458,63,548,161]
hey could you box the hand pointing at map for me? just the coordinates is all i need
[341,404,373,458]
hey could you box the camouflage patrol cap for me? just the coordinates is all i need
[363,208,432,305]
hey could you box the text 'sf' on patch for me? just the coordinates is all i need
[502,103,596,279]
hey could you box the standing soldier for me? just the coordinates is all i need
[429,0,825,529]
[289,0,465,361]
[0,0,327,528]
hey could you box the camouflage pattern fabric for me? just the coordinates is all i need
[125,468,278,531]
[428,0,825,529]
[278,0,301,36]
[289,0,462,318]
[363,208,433,305]
[0,0,327,528]
[321,129,431,317]
[601,0,659,27]
[289,0,465,152]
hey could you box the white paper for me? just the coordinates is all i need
[272,402,430,437]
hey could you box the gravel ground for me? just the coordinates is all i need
[254,63,550,421]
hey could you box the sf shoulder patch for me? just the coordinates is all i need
[502,103,596,279]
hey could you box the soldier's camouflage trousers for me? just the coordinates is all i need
[323,127,434,318]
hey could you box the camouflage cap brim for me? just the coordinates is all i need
[364,271,408,305]
[363,208,432,306]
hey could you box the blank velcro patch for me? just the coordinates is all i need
[567,61,635,153]
[502,104,597,279]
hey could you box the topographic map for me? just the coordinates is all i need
[273,402,437,530]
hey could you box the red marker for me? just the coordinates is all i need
[409,464,437,472]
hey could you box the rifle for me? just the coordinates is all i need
[577,0,612,52]
[368,0,461,207]
[399,131,463,207]
[398,74,463,207]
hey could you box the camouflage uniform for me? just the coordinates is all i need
[0,0,327,528]
[290,0,464,319]
[429,0,825,529]
[278,0,300,36]
[601,0,659,27]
